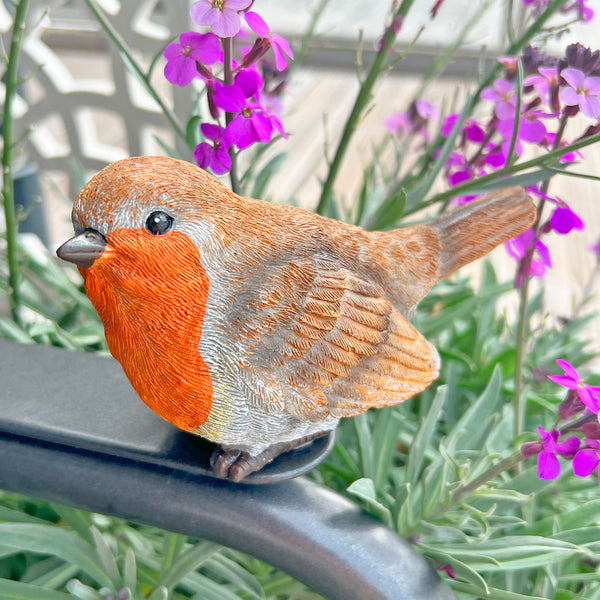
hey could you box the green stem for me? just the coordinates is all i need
[426,450,523,521]
[315,0,414,215]
[512,111,569,438]
[420,128,600,209]
[2,0,30,327]
[83,0,187,146]
[223,38,239,194]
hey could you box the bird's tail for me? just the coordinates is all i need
[431,186,536,279]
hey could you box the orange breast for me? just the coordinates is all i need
[81,228,213,431]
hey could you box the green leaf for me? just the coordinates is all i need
[31,563,80,590]
[51,504,94,545]
[373,408,403,491]
[158,540,221,590]
[0,578,74,600]
[406,386,446,485]
[450,580,549,599]
[433,536,584,571]
[91,527,121,589]
[160,532,186,577]
[189,573,246,600]
[186,115,203,149]
[251,152,288,198]
[0,523,113,588]
[346,478,392,526]
[353,413,374,480]
[0,316,34,343]
[122,548,137,592]
[147,587,169,600]
[446,365,503,452]
[0,505,48,524]
[65,579,104,600]
[418,545,489,593]
[530,500,600,537]
[362,186,407,231]
[204,555,264,600]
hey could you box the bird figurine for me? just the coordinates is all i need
[57,156,535,482]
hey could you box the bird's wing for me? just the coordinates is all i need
[243,260,439,421]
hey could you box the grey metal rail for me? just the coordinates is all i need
[0,340,454,600]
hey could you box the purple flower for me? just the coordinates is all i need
[559,67,600,118]
[215,70,273,149]
[524,66,559,105]
[440,113,458,137]
[505,228,551,285]
[550,203,584,234]
[573,439,600,484]
[570,0,594,22]
[591,240,600,257]
[415,99,438,122]
[481,79,516,119]
[548,359,600,415]
[385,111,411,135]
[529,427,581,480]
[194,124,232,174]
[244,11,294,71]
[440,114,484,142]
[163,32,221,87]
[190,0,252,38]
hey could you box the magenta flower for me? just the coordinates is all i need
[440,113,458,137]
[591,241,600,257]
[385,112,411,135]
[215,70,273,149]
[481,79,516,119]
[550,203,584,234]
[573,439,600,484]
[163,31,221,87]
[560,67,600,118]
[194,123,232,175]
[505,228,551,285]
[571,0,594,22]
[524,66,559,105]
[244,11,294,71]
[415,99,438,122]
[548,360,600,415]
[190,0,252,38]
[521,427,580,480]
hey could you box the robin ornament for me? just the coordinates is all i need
[57,156,535,482]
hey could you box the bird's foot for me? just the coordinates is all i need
[210,432,328,483]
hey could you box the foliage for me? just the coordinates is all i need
[1,0,600,599]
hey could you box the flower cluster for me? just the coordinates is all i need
[522,359,600,484]
[163,0,293,175]
[385,41,600,285]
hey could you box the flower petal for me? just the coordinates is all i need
[538,451,560,480]
[214,84,246,112]
[573,448,600,477]
[244,11,270,36]
[561,67,586,90]
[547,374,579,389]
[579,94,600,119]
[556,359,581,381]
[190,1,213,25]
[555,436,581,456]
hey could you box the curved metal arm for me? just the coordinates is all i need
[0,340,454,600]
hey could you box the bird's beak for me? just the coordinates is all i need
[56,229,107,269]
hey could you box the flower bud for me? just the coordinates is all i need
[241,37,271,69]
[583,422,600,440]
[558,389,586,421]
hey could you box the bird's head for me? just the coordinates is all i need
[57,155,239,272]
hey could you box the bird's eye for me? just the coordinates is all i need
[146,211,174,235]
